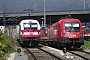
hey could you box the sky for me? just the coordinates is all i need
[0,0,90,13]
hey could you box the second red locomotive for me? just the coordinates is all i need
[83,26,90,40]
[40,17,84,49]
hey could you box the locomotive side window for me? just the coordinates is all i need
[58,24,61,30]
[44,29,48,34]
[23,23,38,30]
[64,22,80,32]
[84,28,90,32]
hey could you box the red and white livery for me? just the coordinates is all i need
[83,26,90,40]
[16,19,40,46]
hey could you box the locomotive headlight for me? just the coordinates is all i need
[80,33,83,37]
[63,33,66,37]
[21,32,23,35]
[20,32,22,35]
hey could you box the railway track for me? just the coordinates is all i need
[24,47,64,60]
[23,45,90,60]
[69,50,90,60]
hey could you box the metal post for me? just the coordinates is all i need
[44,0,46,27]
[3,4,6,34]
[41,18,44,27]
[3,4,6,27]
[49,17,51,25]
[83,0,85,10]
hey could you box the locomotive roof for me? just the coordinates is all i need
[19,19,39,24]
[59,18,80,22]
[48,18,81,28]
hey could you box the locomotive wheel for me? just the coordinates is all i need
[75,45,81,49]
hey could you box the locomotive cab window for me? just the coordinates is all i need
[64,22,80,32]
[23,23,38,30]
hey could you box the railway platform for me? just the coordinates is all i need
[8,49,28,60]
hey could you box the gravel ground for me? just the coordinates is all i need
[7,47,28,60]
[84,49,90,52]
[7,47,90,60]
[7,53,16,60]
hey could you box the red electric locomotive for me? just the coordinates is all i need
[40,27,48,45]
[40,17,84,49]
[83,26,90,40]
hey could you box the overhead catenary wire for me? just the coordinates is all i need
[51,0,62,11]
[0,0,87,13]
[62,0,79,11]
[29,0,36,11]
[51,0,79,11]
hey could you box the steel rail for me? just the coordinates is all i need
[25,48,39,60]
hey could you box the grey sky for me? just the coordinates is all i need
[0,0,90,13]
